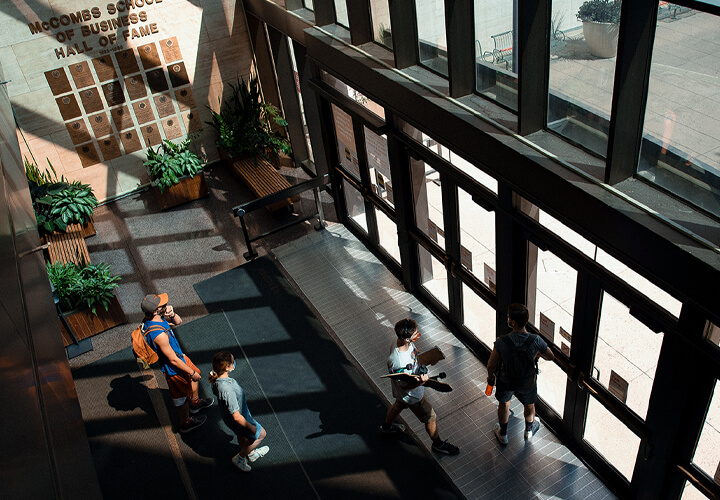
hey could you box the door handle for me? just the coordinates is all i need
[576,371,599,396]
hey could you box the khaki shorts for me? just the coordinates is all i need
[394,395,436,424]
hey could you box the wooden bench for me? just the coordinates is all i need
[43,222,91,266]
[231,156,300,211]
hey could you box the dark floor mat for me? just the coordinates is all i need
[193,256,459,499]
[72,348,187,500]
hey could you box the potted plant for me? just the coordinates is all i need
[47,260,126,343]
[26,158,98,238]
[206,75,291,168]
[143,136,208,210]
[577,0,621,58]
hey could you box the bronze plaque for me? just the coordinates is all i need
[102,81,125,106]
[76,143,100,168]
[69,61,95,89]
[146,68,168,94]
[98,135,121,161]
[89,112,113,138]
[92,56,117,82]
[56,94,82,120]
[45,69,72,95]
[115,49,140,76]
[66,119,92,145]
[168,62,189,88]
[162,116,182,140]
[80,87,104,114]
[160,37,182,63]
[154,93,175,118]
[182,109,202,133]
[120,129,143,154]
[124,75,147,101]
[138,42,161,69]
[141,123,162,148]
[174,87,196,111]
[132,99,155,125]
[110,106,134,131]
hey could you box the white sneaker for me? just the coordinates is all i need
[494,424,508,445]
[232,453,251,472]
[524,419,541,440]
[247,445,269,462]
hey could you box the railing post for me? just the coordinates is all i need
[313,187,328,230]
[236,209,258,260]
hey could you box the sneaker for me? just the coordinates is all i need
[247,445,269,462]
[190,398,214,414]
[232,453,251,472]
[494,424,508,445]
[379,422,406,434]
[180,415,206,434]
[524,419,541,440]
[431,440,460,456]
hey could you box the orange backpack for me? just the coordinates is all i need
[131,324,167,369]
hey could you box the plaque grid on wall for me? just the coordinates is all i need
[46,37,199,169]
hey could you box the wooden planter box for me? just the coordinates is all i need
[59,294,127,347]
[156,172,209,210]
[81,218,96,238]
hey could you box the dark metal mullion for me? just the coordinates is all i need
[352,120,380,244]
[517,0,549,135]
[308,78,386,131]
[313,0,336,26]
[440,175,462,326]
[295,43,329,176]
[605,0,656,183]
[389,0,419,69]
[346,0,373,45]
[445,0,474,97]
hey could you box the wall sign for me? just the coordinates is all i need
[608,370,629,404]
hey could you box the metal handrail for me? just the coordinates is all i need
[232,174,330,260]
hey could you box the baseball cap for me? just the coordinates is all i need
[141,293,168,315]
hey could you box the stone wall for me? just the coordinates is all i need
[0,0,254,201]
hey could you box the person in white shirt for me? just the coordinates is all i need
[380,318,459,456]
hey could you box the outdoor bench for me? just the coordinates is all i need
[490,30,513,69]
[43,222,91,266]
[231,156,300,211]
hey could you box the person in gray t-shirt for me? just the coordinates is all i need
[209,351,269,472]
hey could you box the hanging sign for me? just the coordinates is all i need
[460,245,472,271]
[539,312,555,344]
[483,264,496,292]
[608,370,629,404]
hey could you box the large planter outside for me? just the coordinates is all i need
[156,172,209,210]
[582,21,619,58]
[59,294,127,346]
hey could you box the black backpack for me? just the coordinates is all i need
[499,335,538,390]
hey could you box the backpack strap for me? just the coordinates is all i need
[142,324,170,349]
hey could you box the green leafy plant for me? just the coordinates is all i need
[577,0,621,24]
[206,75,291,161]
[25,158,98,233]
[143,136,204,194]
[47,260,121,315]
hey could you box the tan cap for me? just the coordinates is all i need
[141,293,168,315]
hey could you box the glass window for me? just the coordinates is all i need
[462,284,495,348]
[595,291,663,419]
[681,481,709,500]
[414,165,444,248]
[458,187,495,283]
[323,72,386,119]
[303,0,313,10]
[419,245,449,308]
[371,0,392,48]
[331,104,360,179]
[530,245,577,355]
[705,322,720,348]
[335,0,349,27]
[375,207,400,263]
[691,380,719,480]
[584,396,641,480]
[416,0,448,76]
[637,8,720,219]
[343,179,367,233]
[474,0,518,111]
[547,1,619,157]
[364,127,394,209]
[537,359,567,419]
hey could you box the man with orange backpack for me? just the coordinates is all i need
[141,293,213,433]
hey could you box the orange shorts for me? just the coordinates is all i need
[165,356,199,407]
